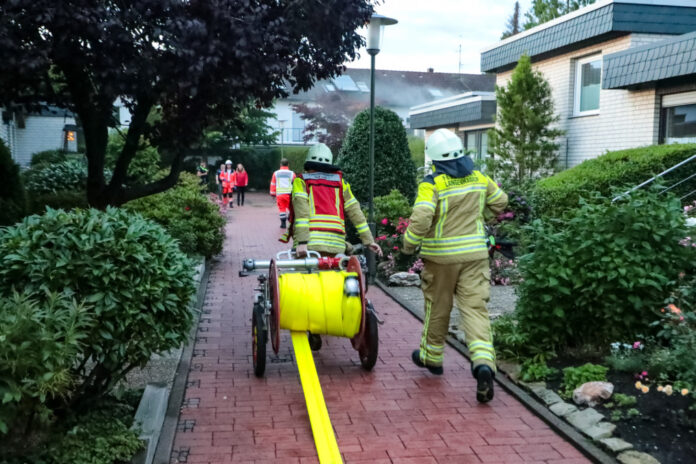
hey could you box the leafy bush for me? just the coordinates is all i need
[126,172,224,258]
[408,135,425,168]
[491,314,555,363]
[30,149,70,167]
[105,131,161,184]
[28,190,89,215]
[373,189,413,230]
[338,106,417,202]
[0,292,92,435]
[520,360,557,382]
[0,207,195,404]
[0,139,26,226]
[516,189,693,349]
[646,305,696,387]
[533,143,696,219]
[561,363,608,396]
[2,397,143,463]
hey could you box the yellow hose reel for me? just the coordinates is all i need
[243,252,380,463]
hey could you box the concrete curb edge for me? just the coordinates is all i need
[375,280,617,464]
[151,258,211,464]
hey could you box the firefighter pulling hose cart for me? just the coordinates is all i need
[240,250,379,463]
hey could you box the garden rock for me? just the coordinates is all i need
[566,408,604,432]
[599,438,633,453]
[388,272,421,287]
[573,381,614,407]
[534,388,563,406]
[584,421,616,440]
[617,450,660,464]
[549,401,578,417]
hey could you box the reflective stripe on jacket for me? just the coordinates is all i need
[403,170,508,264]
[270,167,295,195]
[291,172,373,255]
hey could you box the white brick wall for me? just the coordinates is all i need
[13,116,77,167]
[496,33,669,167]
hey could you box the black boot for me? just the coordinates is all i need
[474,365,495,403]
[411,350,443,375]
[308,333,322,351]
[280,218,286,229]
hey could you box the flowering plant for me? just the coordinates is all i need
[490,257,520,286]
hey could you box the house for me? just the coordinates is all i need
[272,68,494,145]
[1,106,79,166]
[408,91,497,162]
[480,0,696,168]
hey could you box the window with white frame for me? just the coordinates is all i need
[662,92,696,144]
[574,55,602,116]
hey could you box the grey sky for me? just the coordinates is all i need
[349,0,533,74]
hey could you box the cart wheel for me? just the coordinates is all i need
[252,304,267,377]
[359,305,379,371]
[308,333,322,351]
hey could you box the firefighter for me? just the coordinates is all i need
[220,160,235,209]
[270,158,296,228]
[402,128,508,403]
[283,143,382,350]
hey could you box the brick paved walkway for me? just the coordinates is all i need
[171,193,590,464]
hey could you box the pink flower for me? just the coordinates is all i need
[392,234,398,238]
[381,218,389,225]
[642,371,648,377]
[680,316,685,321]
[393,246,399,250]
[633,341,642,349]
[377,235,387,241]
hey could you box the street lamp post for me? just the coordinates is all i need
[278,119,286,159]
[366,13,397,283]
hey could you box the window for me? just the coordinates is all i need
[574,55,602,116]
[356,81,370,92]
[463,129,490,162]
[428,88,443,98]
[664,104,696,144]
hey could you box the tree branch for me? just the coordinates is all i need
[121,149,185,204]
[110,97,153,186]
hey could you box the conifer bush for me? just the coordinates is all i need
[337,106,417,202]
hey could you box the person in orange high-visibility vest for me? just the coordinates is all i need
[270,158,295,228]
[219,160,236,209]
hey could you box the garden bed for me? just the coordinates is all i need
[541,360,696,464]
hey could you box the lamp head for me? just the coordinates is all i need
[366,13,398,54]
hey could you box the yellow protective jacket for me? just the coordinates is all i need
[403,162,508,264]
[291,172,374,255]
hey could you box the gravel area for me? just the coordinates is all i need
[377,283,517,336]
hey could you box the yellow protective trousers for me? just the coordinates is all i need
[418,258,496,371]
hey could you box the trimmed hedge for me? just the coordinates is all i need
[533,143,696,218]
[28,190,89,215]
[0,139,26,226]
[207,145,309,191]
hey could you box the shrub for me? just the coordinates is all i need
[646,305,696,387]
[0,207,195,404]
[516,188,693,349]
[0,139,26,226]
[562,363,608,397]
[520,360,558,382]
[0,292,92,435]
[125,172,224,258]
[28,190,89,215]
[408,135,425,168]
[373,189,413,230]
[533,143,696,219]
[30,149,69,167]
[337,106,417,203]
[105,131,161,184]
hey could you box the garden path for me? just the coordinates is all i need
[170,193,590,464]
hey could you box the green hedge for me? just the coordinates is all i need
[533,143,696,218]
[0,139,26,226]
[207,145,309,191]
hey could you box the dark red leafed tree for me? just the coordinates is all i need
[0,0,373,207]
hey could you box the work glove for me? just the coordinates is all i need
[296,244,308,258]
[368,242,383,257]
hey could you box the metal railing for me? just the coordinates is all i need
[612,154,696,202]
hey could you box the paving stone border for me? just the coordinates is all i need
[130,256,209,464]
[376,280,619,464]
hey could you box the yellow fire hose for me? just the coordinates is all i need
[279,271,363,464]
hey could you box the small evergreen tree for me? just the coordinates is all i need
[337,107,417,203]
[487,54,564,186]
[0,139,26,226]
[501,1,521,39]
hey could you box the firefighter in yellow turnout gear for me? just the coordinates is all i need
[402,129,508,403]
